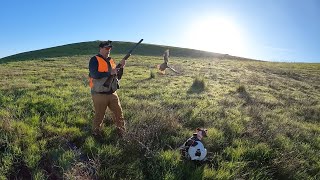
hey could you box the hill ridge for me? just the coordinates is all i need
[0,40,255,63]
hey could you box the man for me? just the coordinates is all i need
[180,128,208,161]
[88,40,126,137]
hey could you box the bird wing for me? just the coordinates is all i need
[163,49,169,63]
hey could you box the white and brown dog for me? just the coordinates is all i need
[180,128,208,161]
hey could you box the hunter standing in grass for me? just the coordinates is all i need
[88,40,126,137]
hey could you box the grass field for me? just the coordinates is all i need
[0,42,319,179]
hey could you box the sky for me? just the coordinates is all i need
[0,0,319,63]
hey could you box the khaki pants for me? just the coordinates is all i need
[91,92,125,135]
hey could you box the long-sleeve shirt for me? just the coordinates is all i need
[89,54,124,80]
[89,54,111,79]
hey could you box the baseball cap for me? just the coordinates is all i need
[99,40,113,48]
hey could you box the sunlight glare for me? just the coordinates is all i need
[185,16,246,56]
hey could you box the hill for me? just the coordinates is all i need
[0,40,235,64]
[0,41,319,179]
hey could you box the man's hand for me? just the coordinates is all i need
[111,68,117,75]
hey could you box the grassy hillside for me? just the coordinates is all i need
[0,41,230,64]
[0,42,319,179]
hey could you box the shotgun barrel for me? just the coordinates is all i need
[122,39,144,60]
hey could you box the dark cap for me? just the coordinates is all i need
[99,40,113,48]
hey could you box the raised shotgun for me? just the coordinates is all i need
[103,39,144,87]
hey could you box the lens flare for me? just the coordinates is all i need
[185,16,247,57]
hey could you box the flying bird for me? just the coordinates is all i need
[157,49,179,74]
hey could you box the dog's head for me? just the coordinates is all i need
[196,128,208,137]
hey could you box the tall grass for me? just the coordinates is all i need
[0,46,319,179]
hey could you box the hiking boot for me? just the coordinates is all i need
[117,127,126,138]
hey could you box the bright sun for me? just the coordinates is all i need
[185,16,246,56]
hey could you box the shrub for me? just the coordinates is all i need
[236,85,246,93]
[188,76,206,93]
[150,70,156,79]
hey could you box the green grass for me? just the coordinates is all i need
[0,42,320,179]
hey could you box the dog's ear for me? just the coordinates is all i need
[196,128,201,131]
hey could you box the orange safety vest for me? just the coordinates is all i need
[89,56,117,88]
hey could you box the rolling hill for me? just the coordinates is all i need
[0,41,234,64]
[0,41,319,179]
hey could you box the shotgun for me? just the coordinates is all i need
[122,39,144,61]
[103,39,144,87]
